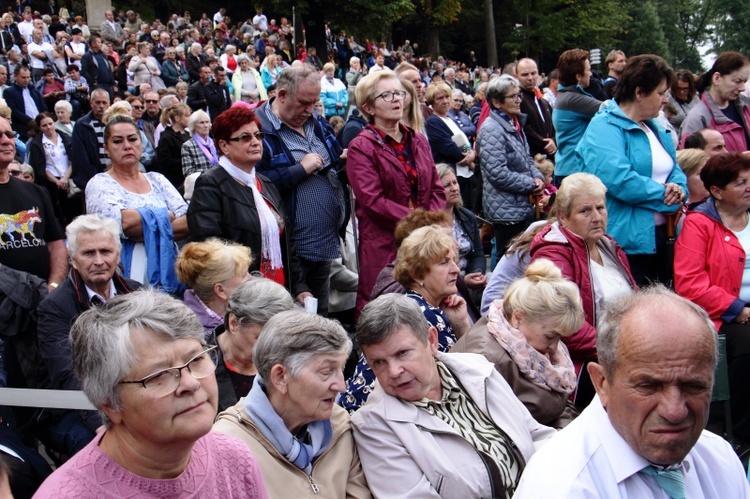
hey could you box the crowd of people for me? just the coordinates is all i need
[0,2,748,498]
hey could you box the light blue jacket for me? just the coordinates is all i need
[552,84,601,177]
[576,100,687,255]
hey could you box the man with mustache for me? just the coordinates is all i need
[515,287,750,498]
[255,64,348,317]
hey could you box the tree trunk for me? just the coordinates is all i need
[484,0,498,67]
[302,0,327,58]
[428,26,440,58]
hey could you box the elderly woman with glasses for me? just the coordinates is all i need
[187,106,311,304]
[215,277,296,411]
[34,290,269,498]
[214,310,369,498]
[347,71,446,314]
[478,74,545,260]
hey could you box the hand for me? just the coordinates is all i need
[542,138,557,155]
[440,294,471,337]
[295,291,313,305]
[458,149,475,166]
[663,182,684,206]
[532,178,545,196]
[736,307,750,325]
[339,148,348,160]
[300,153,325,175]
[57,178,68,190]
[464,272,487,289]
[336,102,343,108]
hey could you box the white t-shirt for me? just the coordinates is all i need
[591,250,633,324]
[28,41,53,69]
[213,11,224,27]
[42,134,69,178]
[252,14,268,32]
[644,124,674,225]
[67,41,86,68]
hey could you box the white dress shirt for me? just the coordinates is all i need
[514,395,749,498]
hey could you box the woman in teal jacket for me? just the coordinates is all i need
[576,54,687,285]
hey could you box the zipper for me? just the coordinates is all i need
[307,475,320,494]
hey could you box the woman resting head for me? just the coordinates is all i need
[394,224,459,296]
[34,289,269,499]
[677,148,710,203]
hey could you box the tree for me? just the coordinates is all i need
[712,0,750,54]
[615,0,668,59]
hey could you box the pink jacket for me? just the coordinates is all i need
[347,125,446,313]
[681,93,750,152]
[529,223,637,373]
[674,198,746,331]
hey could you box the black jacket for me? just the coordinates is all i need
[156,126,190,190]
[204,80,231,121]
[187,166,310,297]
[187,81,207,112]
[519,87,555,160]
[454,206,486,274]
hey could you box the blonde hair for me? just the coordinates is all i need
[533,154,554,178]
[175,239,253,303]
[161,103,190,128]
[355,71,401,123]
[400,77,424,133]
[322,62,336,73]
[102,101,132,124]
[502,258,584,337]
[677,148,709,177]
[425,81,452,106]
[394,225,457,289]
[555,172,607,218]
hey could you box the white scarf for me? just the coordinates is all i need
[219,156,283,269]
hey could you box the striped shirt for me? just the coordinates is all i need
[92,119,110,168]
[262,104,344,261]
[411,360,524,498]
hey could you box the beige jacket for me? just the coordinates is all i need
[214,400,370,499]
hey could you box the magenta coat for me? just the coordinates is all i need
[347,125,446,313]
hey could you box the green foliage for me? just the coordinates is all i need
[712,0,750,54]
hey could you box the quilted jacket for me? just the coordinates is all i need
[477,110,543,223]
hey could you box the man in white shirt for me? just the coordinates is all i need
[17,10,34,43]
[253,8,268,32]
[515,287,750,498]
[213,8,225,28]
[27,28,54,82]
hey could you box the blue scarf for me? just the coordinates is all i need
[244,375,332,475]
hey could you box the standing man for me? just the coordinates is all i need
[69,88,110,189]
[516,58,556,159]
[603,49,627,98]
[515,287,750,497]
[36,214,141,456]
[205,65,231,121]
[213,8,226,29]
[141,91,161,128]
[27,28,54,82]
[0,116,67,287]
[187,65,210,112]
[80,34,114,97]
[253,8,268,33]
[100,10,124,51]
[255,65,348,316]
[3,65,46,141]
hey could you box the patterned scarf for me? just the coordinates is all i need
[485,300,576,394]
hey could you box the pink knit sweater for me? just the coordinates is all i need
[33,431,269,498]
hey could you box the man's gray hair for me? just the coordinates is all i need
[226,277,295,327]
[89,87,110,101]
[597,285,718,379]
[159,93,178,108]
[70,289,205,426]
[66,214,122,257]
[486,74,520,109]
[253,310,352,381]
[276,64,320,96]
[357,294,431,347]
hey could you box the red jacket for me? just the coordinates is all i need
[674,198,746,331]
[529,223,637,373]
[347,125,446,313]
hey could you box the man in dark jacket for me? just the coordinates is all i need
[3,65,45,140]
[204,65,231,120]
[516,58,556,160]
[187,65,210,112]
[69,88,110,189]
[36,214,142,456]
[255,65,348,317]
[80,34,114,97]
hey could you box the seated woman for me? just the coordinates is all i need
[175,238,252,339]
[529,173,637,406]
[453,259,583,428]
[182,110,219,177]
[674,152,750,448]
[340,225,472,412]
[215,277,296,411]
[213,310,370,497]
[34,290,269,498]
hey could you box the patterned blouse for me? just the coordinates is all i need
[337,289,457,413]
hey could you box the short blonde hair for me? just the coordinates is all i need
[175,238,253,303]
[355,71,401,123]
[534,154,554,178]
[555,172,607,218]
[502,258,584,337]
[322,62,336,73]
[425,82,452,106]
[677,148,709,177]
[394,225,457,289]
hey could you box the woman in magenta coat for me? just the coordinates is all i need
[348,71,446,314]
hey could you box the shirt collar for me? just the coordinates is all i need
[410,359,460,407]
[84,280,116,303]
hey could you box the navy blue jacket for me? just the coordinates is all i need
[69,111,102,189]
[3,83,46,139]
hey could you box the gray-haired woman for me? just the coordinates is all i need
[181,110,218,177]
[214,277,296,411]
[478,74,545,259]
[34,289,269,498]
[232,54,267,104]
[214,310,370,498]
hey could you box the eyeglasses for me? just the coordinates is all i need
[226,132,265,144]
[118,346,218,398]
[131,105,144,110]
[8,169,21,176]
[0,131,15,140]
[145,99,158,104]
[375,90,407,102]
[504,93,522,101]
